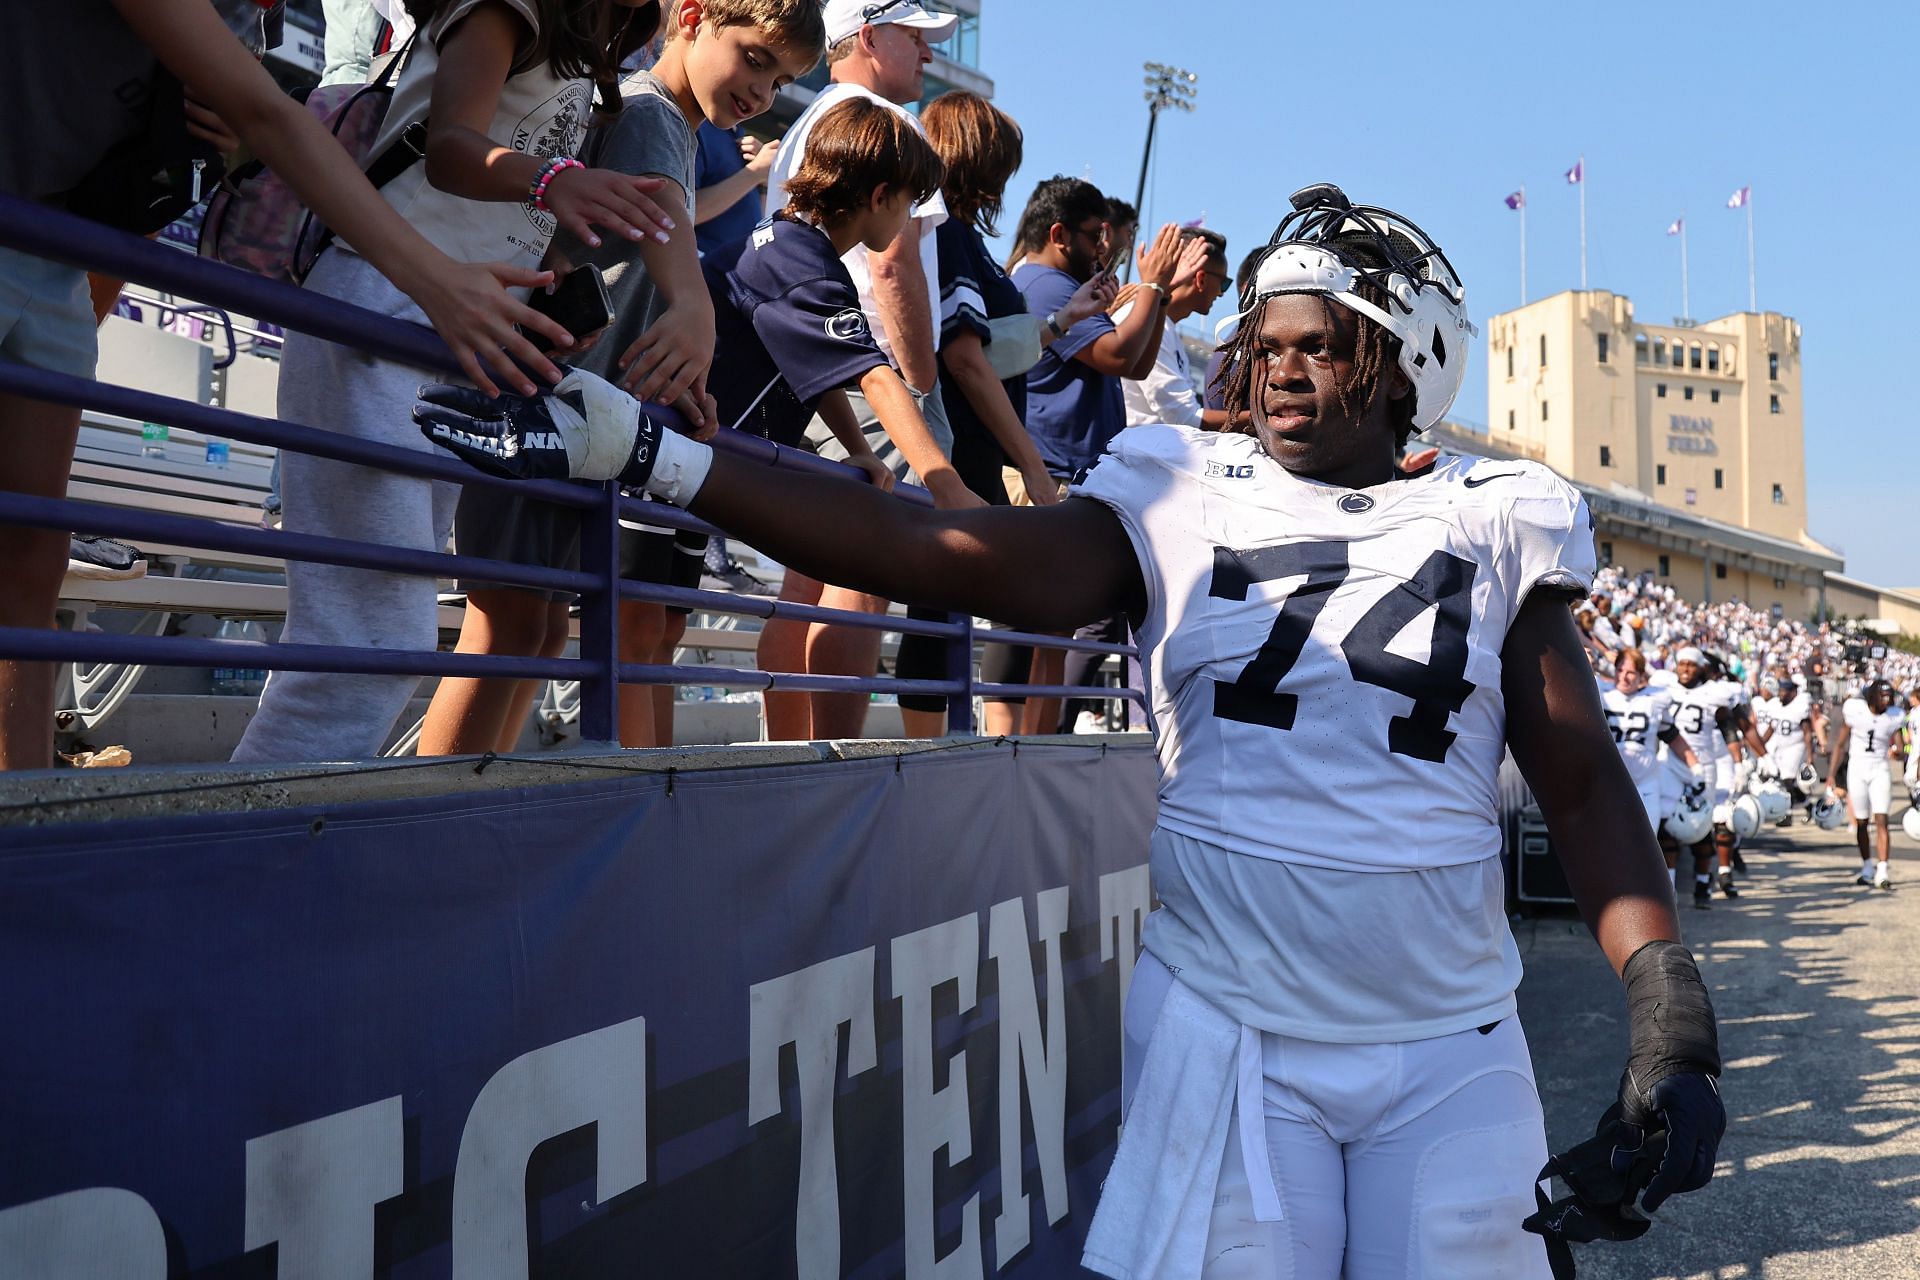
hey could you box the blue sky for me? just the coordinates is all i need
[974,0,1915,586]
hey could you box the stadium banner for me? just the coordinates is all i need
[0,740,1157,1278]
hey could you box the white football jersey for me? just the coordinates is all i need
[1076,427,1595,873]
[1756,692,1811,752]
[1843,697,1906,766]
[1671,679,1738,764]
[1602,684,1677,789]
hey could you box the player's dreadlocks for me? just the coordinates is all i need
[1210,232,1420,450]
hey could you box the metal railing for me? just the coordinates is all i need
[0,194,1143,749]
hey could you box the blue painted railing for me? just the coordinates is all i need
[0,194,1143,749]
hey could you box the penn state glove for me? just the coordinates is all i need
[415,367,665,486]
[1523,940,1723,1278]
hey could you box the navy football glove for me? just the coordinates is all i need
[415,367,680,487]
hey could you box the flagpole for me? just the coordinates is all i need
[1746,195,1757,312]
[1519,184,1528,304]
[1680,213,1690,321]
[1578,155,1587,290]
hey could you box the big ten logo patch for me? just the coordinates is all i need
[513,82,593,240]
[1206,461,1255,480]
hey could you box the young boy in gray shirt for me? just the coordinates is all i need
[428,0,825,754]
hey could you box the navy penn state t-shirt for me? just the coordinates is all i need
[703,215,888,446]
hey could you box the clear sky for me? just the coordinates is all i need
[973,0,1915,587]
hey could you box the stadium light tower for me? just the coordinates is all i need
[1130,62,1197,254]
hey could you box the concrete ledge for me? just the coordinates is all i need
[0,733,1154,829]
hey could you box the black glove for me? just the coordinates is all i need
[414,367,684,487]
[1523,941,1723,1279]
[1616,941,1724,1213]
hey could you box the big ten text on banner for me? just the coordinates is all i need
[0,740,1158,1278]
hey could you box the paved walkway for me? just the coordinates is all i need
[1516,816,1920,1279]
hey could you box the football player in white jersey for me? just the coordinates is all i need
[1828,678,1906,889]
[1905,686,1920,793]
[1669,649,1750,901]
[1754,666,1816,823]
[418,183,1726,1279]
[1604,648,1702,899]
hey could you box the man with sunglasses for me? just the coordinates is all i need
[1121,225,1232,431]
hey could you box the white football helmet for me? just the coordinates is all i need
[1904,808,1920,843]
[1219,183,1474,431]
[1729,794,1763,840]
[1666,792,1713,844]
[1754,781,1791,822]
[1812,797,1848,830]
[1797,763,1823,797]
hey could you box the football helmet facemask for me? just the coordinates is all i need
[1811,797,1848,830]
[1217,183,1475,431]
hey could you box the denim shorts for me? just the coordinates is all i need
[0,245,97,379]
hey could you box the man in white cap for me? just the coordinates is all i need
[758,0,966,738]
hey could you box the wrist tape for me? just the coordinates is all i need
[1620,939,1720,1125]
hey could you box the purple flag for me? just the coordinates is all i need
[1505,190,1525,210]
[1565,160,1583,184]
[1726,186,1751,209]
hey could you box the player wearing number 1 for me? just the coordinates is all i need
[1828,678,1905,889]
[416,183,1725,1278]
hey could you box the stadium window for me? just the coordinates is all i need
[1635,334,1649,363]
[1597,333,1609,363]
[1600,445,1613,467]
[1507,345,1514,377]
[1508,409,1515,430]
[1707,346,1720,372]
[1689,344,1702,370]
[1659,554,1671,577]
[1768,351,1780,379]
[1715,563,1728,580]
[1770,393,1781,414]
[1600,540,1614,564]
[1714,468,1724,489]
[1684,385,1694,400]
[1773,577,1787,590]
[1653,336,1667,364]
[1773,483,1786,504]
[1541,400,1549,422]
[1672,343,1684,368]
[1656,383,1667,398]
[1710,388,1720,403]
[1657,464,1667,485]
[1540,334,1548,367]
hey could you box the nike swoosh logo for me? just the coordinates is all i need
[1463,472,1524,488]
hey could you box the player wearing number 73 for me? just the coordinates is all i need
[418,184,1724,1278]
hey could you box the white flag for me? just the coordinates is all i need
[1666,217,1684,236]
[1726,186,1751,209]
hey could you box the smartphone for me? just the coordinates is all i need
[527,264,615,353]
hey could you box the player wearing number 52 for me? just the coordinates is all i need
[421,184,1723,1277]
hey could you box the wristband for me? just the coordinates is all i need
[1044,311,1065,340]
[529,156,583,212]
[1139,283,1168,306]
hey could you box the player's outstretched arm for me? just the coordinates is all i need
[414,371,1144,632]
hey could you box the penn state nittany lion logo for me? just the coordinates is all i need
[825,309,870,342]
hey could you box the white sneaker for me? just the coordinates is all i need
[1072,710,1107,735]
[1874,864,1894,891]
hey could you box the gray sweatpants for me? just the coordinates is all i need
[231,249,459,763]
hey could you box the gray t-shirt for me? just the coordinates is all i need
[2,0,280,203]
[564,70,698,383]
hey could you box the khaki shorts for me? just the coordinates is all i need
[1002,466,1068,507]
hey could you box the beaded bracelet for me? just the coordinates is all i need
[529,156,583,212]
